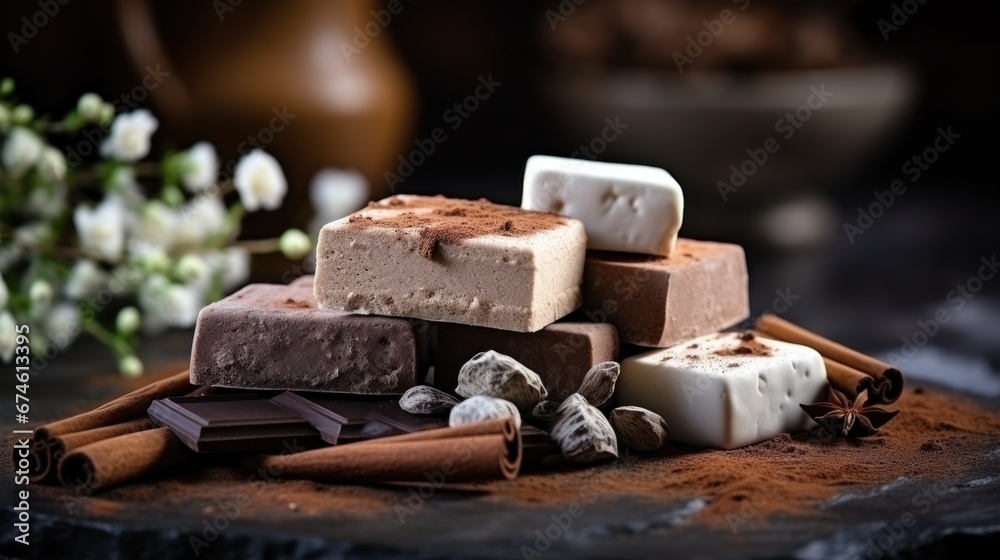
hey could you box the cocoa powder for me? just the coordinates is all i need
[345,195,568,260]
[17,387,1000,528]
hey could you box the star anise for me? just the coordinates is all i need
[800,387,899,437]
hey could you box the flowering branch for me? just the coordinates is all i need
[0,78,312,375]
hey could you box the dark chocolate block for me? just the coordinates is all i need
[271,392,447,445]
[520,425,554,463]
[147,394,323,453]
[434,321,619,401]
[190,284,423,394]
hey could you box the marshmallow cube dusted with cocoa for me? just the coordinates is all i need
[314,195,587,332]
[190,284,424,394]
[616,332,828,449]
[581,239,750,347]
[521,155,684,256]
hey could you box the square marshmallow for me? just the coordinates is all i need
[521,155,684,256]
[616,332,827,449]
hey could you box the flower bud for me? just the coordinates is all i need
[116,306,141,335]
[119,355,144,377]
[279,229,312,260]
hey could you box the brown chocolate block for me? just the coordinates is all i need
[434,321,619,402]
[190,284,422,394]
[580,239,749,347]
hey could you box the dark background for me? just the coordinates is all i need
[2,1,997,194]
[2,0,998,364]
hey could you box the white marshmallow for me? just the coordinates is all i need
[521,155,684,256]
[616,332,827,449]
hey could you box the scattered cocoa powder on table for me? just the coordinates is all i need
[485,387,1000,524]
[23,387,1000,527]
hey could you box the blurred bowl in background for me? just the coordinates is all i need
[543,63,916,247]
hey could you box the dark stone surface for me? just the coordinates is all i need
[3,474,1000,559]
[2,329,999,559]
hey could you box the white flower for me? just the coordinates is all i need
[130,201,177,249]
[36,146,66,182]
[0,271,7,309]
[43,303,80,350]
[175,254,211,285]
[106,166,146,207]
[2,126,43,177]
[25,184,66,219]
[77,93,104,121]
[139,274,203,330]
[174,196,227,248]
[14,222,50,249]
[64,259,110,299]
[100,109,159,162]
[181,142,218,193]
[233,150,287,211]
[308,168,369,234]
[75,197,127,262]
[207,247,250,291]
[0,311,15,363]
[127,240,171,273]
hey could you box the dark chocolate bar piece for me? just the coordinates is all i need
[520,425,554,463]
[271,392,447,445]
[147,394,324,453]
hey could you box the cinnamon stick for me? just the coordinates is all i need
[33,417,155,483]
[58,427,194,492]
[28,370,195,481]
[754,314,903,403]
[822,358,896,402]
[248,418,521,483]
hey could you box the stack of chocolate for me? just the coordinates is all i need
[26,155,904,493]
[188,155,904,456]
